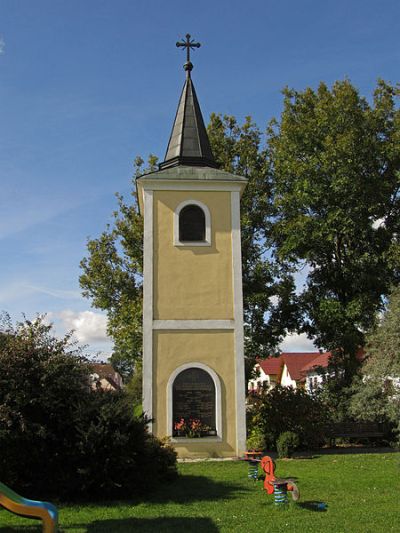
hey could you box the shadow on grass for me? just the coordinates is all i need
[61,473,250,509]
[149,473,248,503]
[293,446,397,459]
[85,516,218,532]
[0,517,219,533]
[297,501,328,512]
[0,521,43,533]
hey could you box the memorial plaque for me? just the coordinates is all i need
[173,368,216,436]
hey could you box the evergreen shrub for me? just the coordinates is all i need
[247,385,329,450]
[277,431,300,458]
[0,315,177,500]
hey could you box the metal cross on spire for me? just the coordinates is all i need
[176,33,201,75]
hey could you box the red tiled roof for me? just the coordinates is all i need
[258,357,284,376]
[281,353,323,381]
[298,352,331,374]
[258,348,365,384]
[258,352,330,381]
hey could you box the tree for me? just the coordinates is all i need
[0,313,89,496]
[350,285,400,444]
[267,79,400,388]
[80,118,298,379]
[0,314,177,499]
[80,79,400,389]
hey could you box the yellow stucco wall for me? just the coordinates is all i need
[153,330,237,458]
[153,191,233,320]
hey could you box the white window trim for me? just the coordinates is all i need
[167,362,222,441]
[174,199,211,247]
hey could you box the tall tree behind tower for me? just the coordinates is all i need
[80,79,400,384]
[267,79,400,392]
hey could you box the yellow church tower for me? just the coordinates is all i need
[136,35,247,458]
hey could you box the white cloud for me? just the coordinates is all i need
[279,332,317,352]
[59,310,109,343]
[26,284,81,300]
[0,282,81,304]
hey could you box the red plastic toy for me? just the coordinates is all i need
[260,456,300,501]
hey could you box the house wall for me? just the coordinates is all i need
[280,364,297,389]
[248,367,271,391]
[305,371,326,392]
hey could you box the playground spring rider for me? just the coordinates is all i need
[260,456,300,505]
[244,451,263,480]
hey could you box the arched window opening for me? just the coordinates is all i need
[172,367,216,438]
[179,204,206,242]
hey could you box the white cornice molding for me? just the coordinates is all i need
[137,178,246,215]
[140,179,244,191]
[153,320,235,330]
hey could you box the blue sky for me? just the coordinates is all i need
[1,0,399,358]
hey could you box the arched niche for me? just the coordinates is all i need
[167,362,222,440]
[173,200,211,246]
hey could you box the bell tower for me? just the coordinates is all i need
[136,35,247,458]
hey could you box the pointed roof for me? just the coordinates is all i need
[258,357,283,376]
[282,353,324,381]
[300,352,332,374]
[257,352,327,381]
[159,50,218,170]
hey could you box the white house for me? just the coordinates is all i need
[248,352,331,393]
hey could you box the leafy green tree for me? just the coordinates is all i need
[0,314,177,499]
[80,79,399,392]
[267,79,400,388]
[350,285,400,444]
[80,119,298,379]
[207,114,299,364]
[0,313,89,495]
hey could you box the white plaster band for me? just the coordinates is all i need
[153,320,235,330]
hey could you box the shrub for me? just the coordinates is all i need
[0,315,177,499]
[71,391,177,499]
[246,428,265,451]
[248,386,329,450]
[277,431,300,458]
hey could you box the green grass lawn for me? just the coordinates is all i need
[1,451,399,532]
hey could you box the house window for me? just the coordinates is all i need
[174,200,211,246]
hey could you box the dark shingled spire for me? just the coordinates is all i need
[159,35,218,170]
